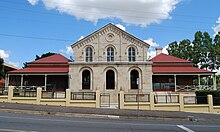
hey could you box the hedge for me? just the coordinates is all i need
[196,90,220,105]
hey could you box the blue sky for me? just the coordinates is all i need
[0,0,220,70]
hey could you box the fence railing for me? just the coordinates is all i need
[13,87,37,97]
[42,91,66,99]
[0,87,8,95]
[124,94,150,102]
[184,96,207,104]
[213,97,220,106]
[71,92,96,100]
[154,95,179,104]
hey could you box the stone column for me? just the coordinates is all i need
[207,94,213,113]
[96,90,100,108]
[36,87,42,105]
[179,94,184,111]
[149,92,154,110]
[119,91,124,109]
[65,89,71,106]
[8,86,14,102]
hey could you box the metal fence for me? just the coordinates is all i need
[213,97,220,106]
[13,87,37,97]
[41,91,66,99]
[0,87,8,95]
[124,94,150,102]
[184,96,207,104]
[154,95,179,104]
[71,92,96,100]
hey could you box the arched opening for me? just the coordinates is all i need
[107,47,114,62]
[128,47,135,62]
[85,47,93,62]
[82,70,90,89]
[130,70,139,89]
[106,70,115,89]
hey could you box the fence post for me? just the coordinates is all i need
[119,91,124,109]
[208,94,213,113]
[96,90,100,108]
[149,92,154,110]
[36,87,42,105]
[179,94,184,111]
[66,89,71,106]
[7,86,14,102]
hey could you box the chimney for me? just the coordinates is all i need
[156,48,163,56]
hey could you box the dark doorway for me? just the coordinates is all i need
[106,70,115,89]
[82,70,90,89]
[130,70,139,89]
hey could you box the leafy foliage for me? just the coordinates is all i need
[35,52,56,60]
[167,31,220,71]
[196,90,220,105]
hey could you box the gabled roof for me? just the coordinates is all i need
[150,53,191,63]
[30,54,70,64]
[3,63,19,70]
[71,23,150,48]
[8,54,70,74]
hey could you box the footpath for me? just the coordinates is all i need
[0,102,220,122]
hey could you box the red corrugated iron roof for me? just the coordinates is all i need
[8,67,68,74]
[150,53,190,63]
[152,66,212,74]
[31,54,70,63]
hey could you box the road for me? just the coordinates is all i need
[0,112,219,132]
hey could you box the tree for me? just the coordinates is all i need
[213,32,220,71]
[23,52,56,68]
[208,32,220,71]
[0,58,4,79]
[168,31,220,71]
[35,52,56,61]
[167,39,193,62]
[192,31,204,68]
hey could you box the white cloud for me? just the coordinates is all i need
[212,16,220,35]
[7,61,20,68]
[27,0,181,26]
[27,0,39,5]
[162,44,169,54]
[78,36,84,41]
[147,50,156,60]
[60,46,73,55]
[115,24,126,31]
[0,50,9,59]
[144,38,159,48]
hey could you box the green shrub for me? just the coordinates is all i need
[196,90,220,105]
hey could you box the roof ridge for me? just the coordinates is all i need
[150,53,191,63]
[30,54,70,64]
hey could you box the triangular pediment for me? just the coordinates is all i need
[71,23,150,48]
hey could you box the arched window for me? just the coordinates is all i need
[107,47,114,62]
[130,70,139,89]
[106,70,115,89]
[82,70,90,89]
[85,47,93,62]
[128,47,135,62]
